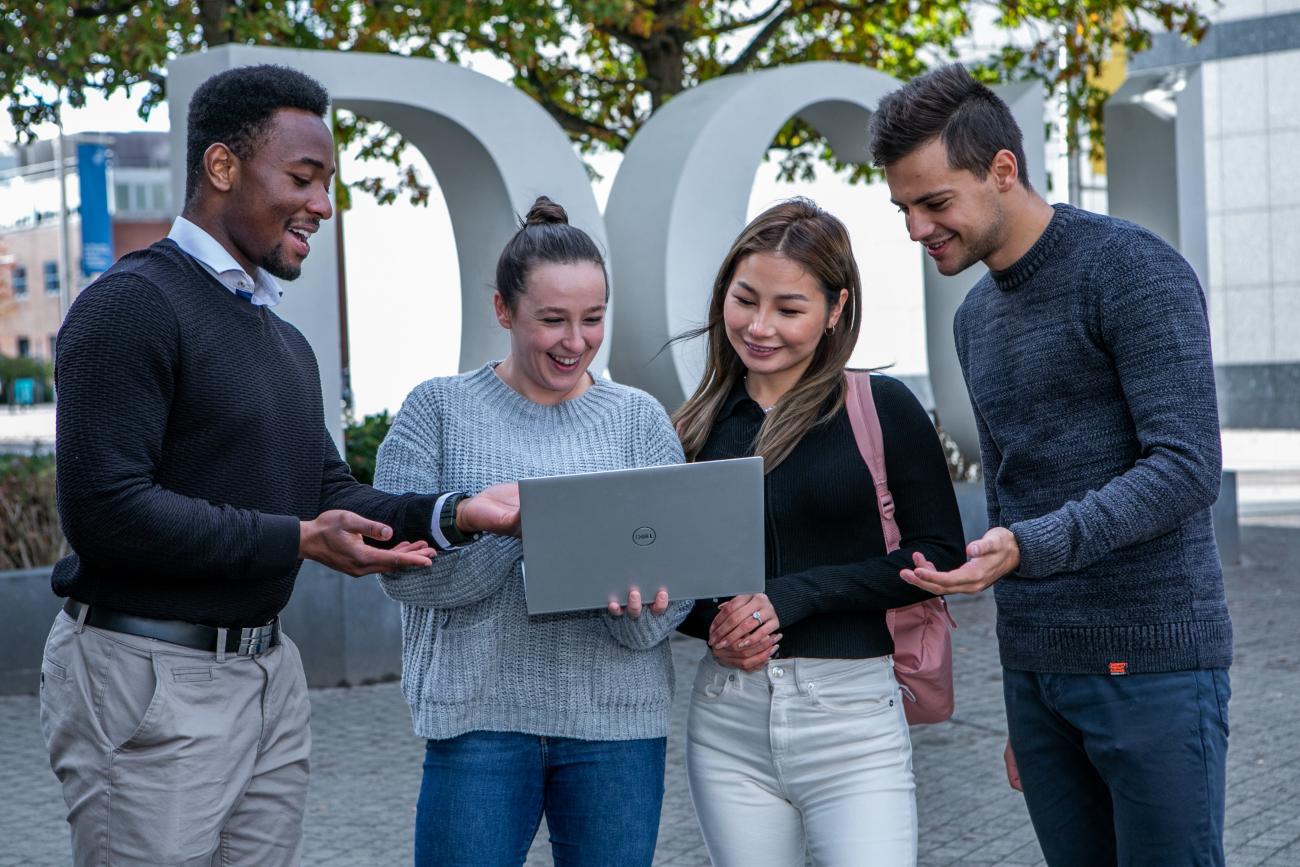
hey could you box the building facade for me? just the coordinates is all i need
[0,132,171,362]
[1109,0,1300,427]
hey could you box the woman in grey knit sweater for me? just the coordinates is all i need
[374,197,691,867]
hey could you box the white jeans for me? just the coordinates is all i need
[686,653,917,867]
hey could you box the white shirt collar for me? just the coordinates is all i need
[167,216,284,308]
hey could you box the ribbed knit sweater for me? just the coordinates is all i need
[954,205,1232,674]
[51,240,439,626]
[374,364,691,741]
[678,374,966,658]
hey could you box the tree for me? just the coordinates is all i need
[0,0,1210,201]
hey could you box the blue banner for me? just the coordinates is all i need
[77,142,115,276]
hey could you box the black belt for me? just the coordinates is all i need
[63,599,280,656]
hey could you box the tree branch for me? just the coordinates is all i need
[722,3,794,74]
[518,67,629,149]
[70,0,139,19]
[706,0,786,36]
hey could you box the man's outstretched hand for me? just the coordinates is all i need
[300,510,435,577]
[901,527,1020,595]
[457,482,521,538]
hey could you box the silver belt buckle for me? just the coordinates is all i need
[237,622,276,656]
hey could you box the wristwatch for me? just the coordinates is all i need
[438,492,480,547]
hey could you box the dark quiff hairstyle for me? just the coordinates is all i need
[185,64,330,206]
[495,196,608,309]
[868,64,1032,190]
[672,198,862,473]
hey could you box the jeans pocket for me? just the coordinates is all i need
[1211,669,1231,736]
[809,677,896,715]
[691,660,738,702]
[41,657,67,682]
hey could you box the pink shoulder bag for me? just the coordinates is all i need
[844,371,957,726]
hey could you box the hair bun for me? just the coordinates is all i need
[522,196,569,227]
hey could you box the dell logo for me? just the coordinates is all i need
[633,527,657,546]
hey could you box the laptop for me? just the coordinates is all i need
[519,457,765,615]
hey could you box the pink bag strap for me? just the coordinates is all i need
[844,371,902,553]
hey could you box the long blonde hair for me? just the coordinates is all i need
[672,198,863,471]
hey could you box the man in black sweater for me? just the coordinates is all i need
[870,66,1231,865]
[40,65,518,866]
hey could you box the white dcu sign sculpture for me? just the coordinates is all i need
[167,46,1045,461]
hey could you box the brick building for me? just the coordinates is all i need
[0,132,171,362]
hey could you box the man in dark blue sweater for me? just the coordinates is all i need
[869,65,1231,865]
[40,65,518,865]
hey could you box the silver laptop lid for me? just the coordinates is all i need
[519,457,765,615]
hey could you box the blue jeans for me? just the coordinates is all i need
[414,731,666,867]
[1003,667,1230,867]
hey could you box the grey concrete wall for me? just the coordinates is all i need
[0,563,403,696]
[1216,362,1300,427]
[0,476,1241,695]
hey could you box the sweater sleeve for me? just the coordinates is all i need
[955,298,1002,530]
[54,275,302,581]
[763,378,966,629]
[1009,230,1222,578]
[970,392,1004,531]
[373,384,522,608]
[317,425,442,549]
[601,395,694,650]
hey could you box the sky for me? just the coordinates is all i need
[0,71,1005,417]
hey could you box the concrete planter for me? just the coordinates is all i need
[0,562,402,696]
[0,475,1240,695]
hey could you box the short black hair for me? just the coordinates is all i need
[184,64,330,205]
[868,64,1031,190]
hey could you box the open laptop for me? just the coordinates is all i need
[519,457,765,615]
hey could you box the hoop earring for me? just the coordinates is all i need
[825,324,836,336]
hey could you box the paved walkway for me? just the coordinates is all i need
[3,521,1298,866]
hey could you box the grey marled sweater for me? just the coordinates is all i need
[374,363,691,741]
[955,204,1232,674]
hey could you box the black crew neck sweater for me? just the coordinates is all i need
[678,374,966,659]
[51,239,438,627]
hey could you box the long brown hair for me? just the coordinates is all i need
[672,198,863,471]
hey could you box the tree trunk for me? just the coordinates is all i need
[198,0,232,46]
[641,32,688,111]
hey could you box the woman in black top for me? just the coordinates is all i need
[675,199,965,865]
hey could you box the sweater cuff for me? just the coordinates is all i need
[255,513,304,577]
[765,582,813,630]
[602,610,666,651]
[1009,514,1068,578]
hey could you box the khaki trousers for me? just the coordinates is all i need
[39,609,311,866]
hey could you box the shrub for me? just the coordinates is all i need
[0,452,68,570]
[344,410,392,486]
[0,354,55,404]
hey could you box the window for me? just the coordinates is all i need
[150,182,168,211]
[114,182,130,213]
[12,265,27,298]
[43,261,59,294]
[16,337,30,358]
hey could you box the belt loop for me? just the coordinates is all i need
[74,602,88,633]
[216,628,228,664]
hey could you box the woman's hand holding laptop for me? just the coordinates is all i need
[608,586,672,619]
